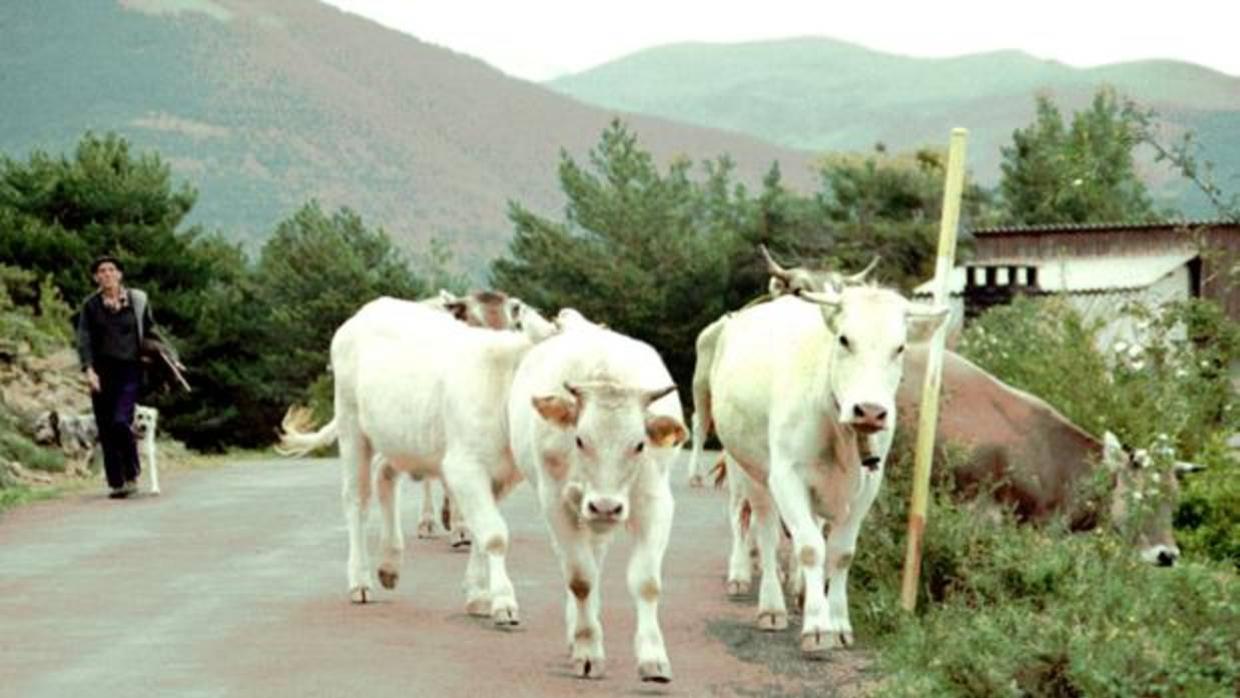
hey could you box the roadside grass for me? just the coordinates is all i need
[852,444,1239,697]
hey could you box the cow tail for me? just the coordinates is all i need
[275,407,339,457]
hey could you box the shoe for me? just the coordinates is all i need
[123,480,138,496]
[108,487,128,499]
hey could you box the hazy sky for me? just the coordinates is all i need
[321,0,1239,81]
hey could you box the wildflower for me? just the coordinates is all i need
[1114,341,1129,353]
[1131,360,1146,371]
[1127,345,1143,359]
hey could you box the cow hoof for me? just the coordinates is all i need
[726,579,751,597]
[450,529,473,549]
[377,566,400,590]
[687,474,705,488]
[349,587,372,604]
[756,610,788,631]
[492,606,520,627]
[573,657,606,679]
[415,520,440,539]
[800,630,839,656]
[465,595,491,617]
[638,660,673,683]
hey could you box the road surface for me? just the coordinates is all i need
[0,457,874,697]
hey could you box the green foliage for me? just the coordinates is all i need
[814,148,994,290]
[999,88,1159,224]
[958,296,1238,464]
[492,120,752,394]
[853,436,1239,697]
[255,200,426,420]
[0,264,74,357]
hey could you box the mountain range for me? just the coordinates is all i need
[548,38,1240,214]
[0,0,816,272]
[3,2,1236,276]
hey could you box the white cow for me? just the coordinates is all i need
[507,312,687,682]
[278,296,555,623]
[409,288,535,543]
[709,288,945,655]
[685,247,879,487]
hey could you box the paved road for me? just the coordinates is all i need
[0,458,872,697]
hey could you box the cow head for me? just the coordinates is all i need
[761,244,879,297]
[1102,432,1183,567]
[430,289,518,330]
[802,286,948,434]
[532,381,687,530]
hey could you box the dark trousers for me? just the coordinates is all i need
[90,359,142,489]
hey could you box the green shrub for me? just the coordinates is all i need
[852,436,1239,697]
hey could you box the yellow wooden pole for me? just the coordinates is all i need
[900,128,968,612]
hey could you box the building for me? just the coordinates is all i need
[913,220,1239,349]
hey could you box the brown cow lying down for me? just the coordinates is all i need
[717,346,1185,569]
[897,345,1183,566]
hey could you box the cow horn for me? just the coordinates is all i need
[906,302,951,319]
[641,385,677,407]
[1173,460,1206,474]
[844,255,881,284]
[760,244,793,281]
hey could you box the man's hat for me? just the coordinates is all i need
[90,255,123,274]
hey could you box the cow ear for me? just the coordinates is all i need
[1102,431,1126,472]
[768,276,789,296]
[532,395,578,427]
[445,300,468,322]
[640,385,677,407]
[645,415,687,448]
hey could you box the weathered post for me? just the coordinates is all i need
[900,128,968,612]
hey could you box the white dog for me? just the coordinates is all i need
[32,405,161,494]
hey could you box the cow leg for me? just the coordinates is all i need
[562,537,606,679]
[745,475,789,631]
[339,425,375,603]
[375,458,404,590]
[686,410,709,487]
[627,485,674,683]
[725,454,752,596]
[543,493,606,679]
[446,489,472,548]
[442,454,518,626]
[767,463,831,655]
[415,478,440,539]
[822,470,882,648]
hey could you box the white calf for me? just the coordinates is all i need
[507,312,687,682]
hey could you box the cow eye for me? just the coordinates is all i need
[575,436,585,450]
[896,344,906,355]
[635,441,645,454]
[839,335,851,350]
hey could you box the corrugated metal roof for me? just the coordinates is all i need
[913,251,1198,296]
[970,219,1237,236]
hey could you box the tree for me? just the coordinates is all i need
[809,147,993,291]
[492,120,753,394]
[254,201,426,417]
[999,88,1158,224]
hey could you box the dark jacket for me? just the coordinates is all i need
[77,288,188,391]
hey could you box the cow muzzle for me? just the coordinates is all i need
[848,402,888,435]
[583,496,626,526]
